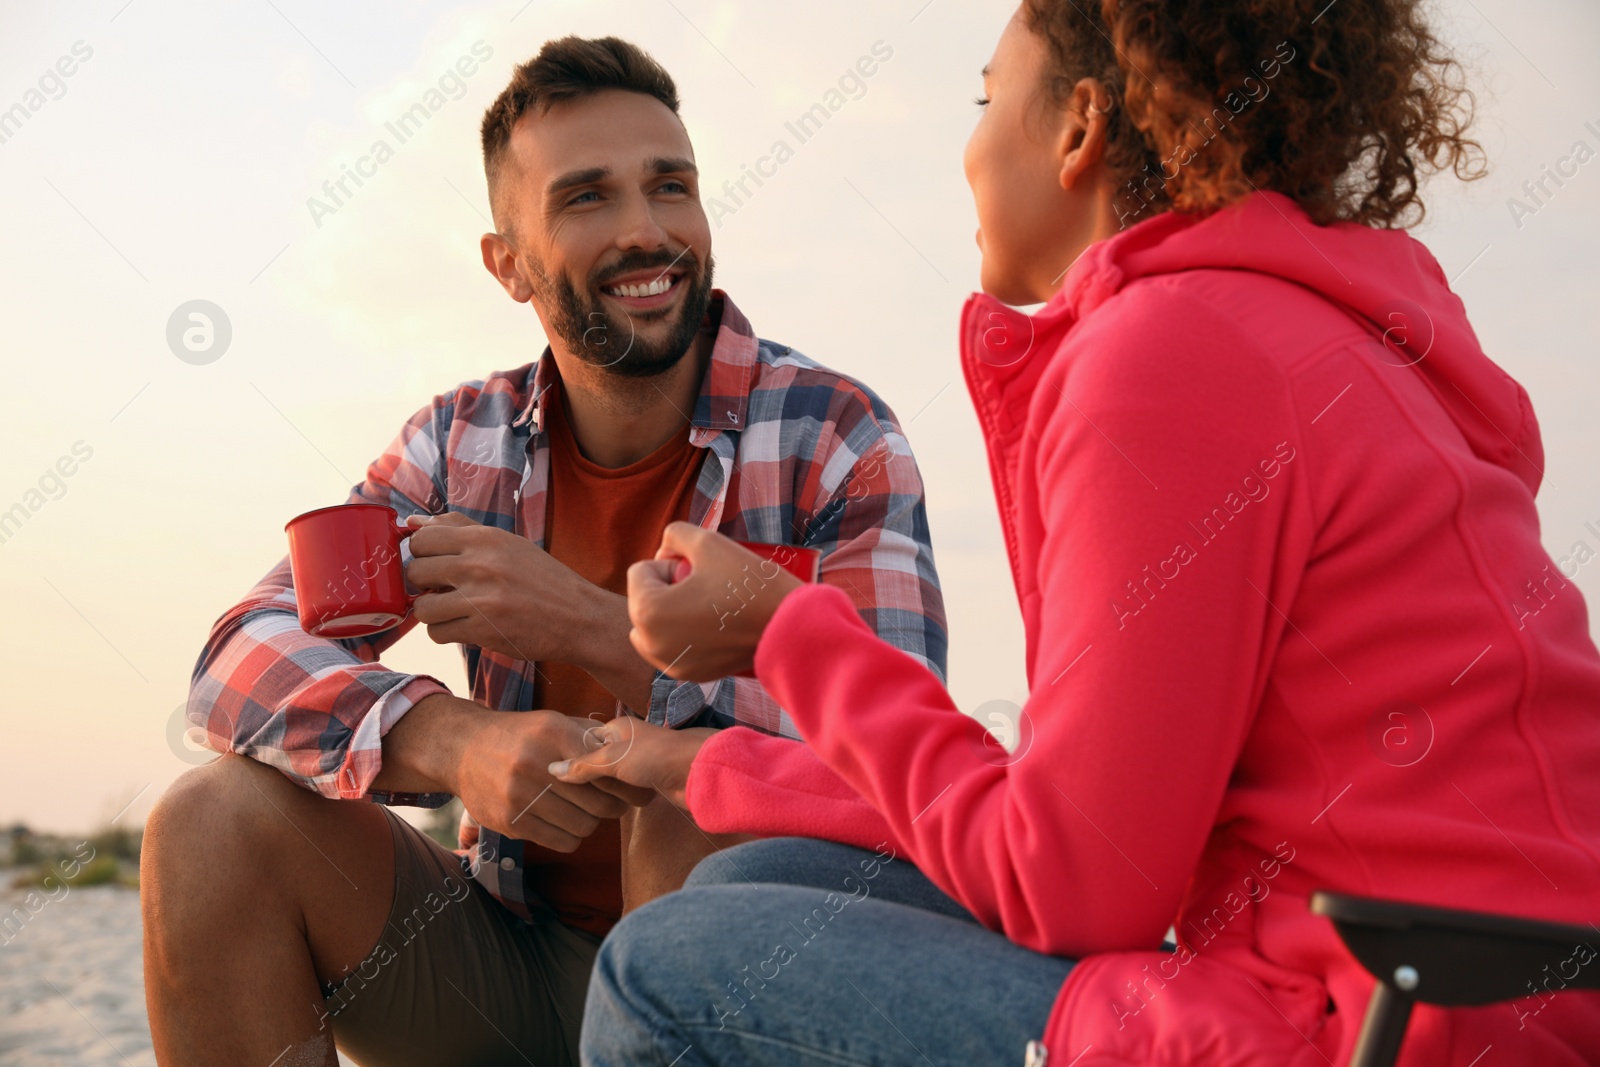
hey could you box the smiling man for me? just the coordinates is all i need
[140,35,946,1067]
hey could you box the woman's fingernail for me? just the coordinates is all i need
[548,760,571,776]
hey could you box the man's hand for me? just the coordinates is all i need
[549,715,715,811]
[453,710,652,851]
[376,695,653,851]
[403,512,658,711]
[405,512,600,665]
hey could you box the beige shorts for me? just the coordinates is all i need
[319,806,601,1067]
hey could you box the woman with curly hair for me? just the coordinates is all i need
[556,2,1600,1064]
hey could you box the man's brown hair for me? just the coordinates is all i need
[480,35,681,226]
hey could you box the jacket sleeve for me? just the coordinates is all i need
[187,392,461,805]
[657,384,949,738]
[751,292,1309,957]
[685,727,906,854]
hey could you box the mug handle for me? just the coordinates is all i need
[396,522,421,608]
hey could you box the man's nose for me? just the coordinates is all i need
[614,192,669,252]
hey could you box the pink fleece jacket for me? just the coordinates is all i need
[685,192,1600,1065]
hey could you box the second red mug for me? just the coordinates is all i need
[669,538,822,678]
[669,539,822,585]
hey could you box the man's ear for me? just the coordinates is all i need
[1056,77,1113,192]
[481,232,535,303]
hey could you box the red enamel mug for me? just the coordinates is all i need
[671,539,822,678]
[668,540,822,585]
[285,504,417,638]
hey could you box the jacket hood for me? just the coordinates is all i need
[961,191,1544,495]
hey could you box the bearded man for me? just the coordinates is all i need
[140,34,946,1067]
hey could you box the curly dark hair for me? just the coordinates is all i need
[1022,0,1486,228]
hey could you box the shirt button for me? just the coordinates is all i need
[499,857,515,871]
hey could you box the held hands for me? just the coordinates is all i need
[405,516,800,841]
[451,709,654,851]
[625,522,804,682]
[404,512,611,664]
[549,715,716,811]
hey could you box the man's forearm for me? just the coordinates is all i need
[573,588,660,715]
[370,692,483,795]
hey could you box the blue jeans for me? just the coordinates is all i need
[581,837,1076,1066]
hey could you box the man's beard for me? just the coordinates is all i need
[533,249,716,380]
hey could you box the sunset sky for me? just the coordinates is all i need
[1,0,1596,833]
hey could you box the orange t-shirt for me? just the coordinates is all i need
[524,386,702,937]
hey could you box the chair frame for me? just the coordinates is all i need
[1310,890,1600,1067]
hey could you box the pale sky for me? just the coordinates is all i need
[1,0,1596,833]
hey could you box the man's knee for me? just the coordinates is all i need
[144,753,305,873]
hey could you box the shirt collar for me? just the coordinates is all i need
[512,289,756,435]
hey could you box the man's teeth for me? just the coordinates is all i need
[605,276,675,298]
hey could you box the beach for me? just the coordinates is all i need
[0,883,356,1066]
[0,884,156,1066]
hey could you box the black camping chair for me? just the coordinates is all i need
[1310,890,1600,1067]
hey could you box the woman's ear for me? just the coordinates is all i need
[1056,77,1113,192]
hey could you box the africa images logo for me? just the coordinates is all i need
[967,699,1034,767]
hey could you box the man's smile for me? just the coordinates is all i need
[599,268,686,312]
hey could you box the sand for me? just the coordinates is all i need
[0,884,356,1066]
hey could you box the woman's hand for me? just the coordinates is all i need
[548,715,716,811]
[626,522,804,682]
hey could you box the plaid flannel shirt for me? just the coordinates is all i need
[189,291,947,921]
